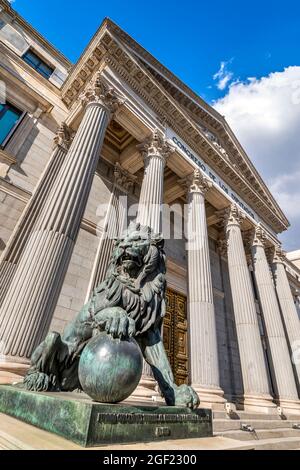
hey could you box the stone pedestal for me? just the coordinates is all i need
[221,205,275,413]
[185,171,225,408]
[272,248,300,393]
[251,228,300,414]
[0,75,121,383]
[0,386,212,447]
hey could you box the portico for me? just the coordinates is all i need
[0,11,299,415]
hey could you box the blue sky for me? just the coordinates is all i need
[14,0,300,102]
[11,0,300,250]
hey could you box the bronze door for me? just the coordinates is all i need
[163,288,189,385]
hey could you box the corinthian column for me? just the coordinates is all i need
[271,247,300,392]
[86,163,136,300]
[185,170,225,408]
[136,130,174,233]
[0,124,73,308]
[250,227,300,413]
[221,204,274,412]
[0,74,122,383]
[134,130,174,399]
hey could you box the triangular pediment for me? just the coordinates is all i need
[61,18,289,234]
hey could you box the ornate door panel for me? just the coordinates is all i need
[163,288,188,385]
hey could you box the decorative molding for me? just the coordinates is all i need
[53,123,74,151]
[60,22,288,234]
[179,169,212,197]
[0,177,31,204]
[113,162,137,192]
[217,237,228,259]
[137,129,175,166]
[218,204,246,229]
[80,72,124,115]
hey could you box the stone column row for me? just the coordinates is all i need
[250,227,300,412]
[220,205,275,412]
[86,163,136,300]
[0,124,73,308]
[135,130,174,398]
[184,170,225,407]
[271,247,300,394]
[0,74,122,381]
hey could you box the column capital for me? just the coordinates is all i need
[244,224,267,250]
[80,72,124,114]
[218,204,246,229]
[114,163,137,192]
[53,123,74,151]
[267,245,286,265]
[137,129,175,166]
[180,169,213,197]
[217,236,228,259]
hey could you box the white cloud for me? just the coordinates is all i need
[213,60,234,90]
[214,66,300,251]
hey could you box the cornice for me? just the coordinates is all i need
[60,20,288,235]
[0,0,71,69]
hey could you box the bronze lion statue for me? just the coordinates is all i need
[24,222,199,409]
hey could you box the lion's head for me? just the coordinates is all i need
[99,223,167,335]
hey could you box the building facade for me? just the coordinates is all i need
[0,0,300,414]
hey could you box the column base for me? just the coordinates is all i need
[236,393,277,414]
[193,385,226,410]
[0,357,30,385]
[274,398,300,416]
[129,375,163,404]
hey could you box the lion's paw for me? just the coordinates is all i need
[24,371,50,392]
[174,384,200,410]
[94,307,136,339]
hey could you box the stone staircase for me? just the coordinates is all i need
[213,409,300,450]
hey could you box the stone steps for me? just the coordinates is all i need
[215,428,300,441]
[245,437,300,451]
[0,430,33,450]
[213,409,300,421]
[212,408,300,449]
[213,418,300,432]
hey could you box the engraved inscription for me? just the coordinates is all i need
[155,427,171,437]
[97,412,210,424]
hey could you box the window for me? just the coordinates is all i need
[23,49,54,80]
[0,102,23,147]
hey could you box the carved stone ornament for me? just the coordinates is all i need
[53,122,74,151]
[114,163,137,192]
[137,129,175,165]
[218,204,246,228]
[187,169,212,196]
[265,245,286,265]
[80,72,124,113]
[217,237,228,258]
[273,246,286,264]
[252,225,267,247]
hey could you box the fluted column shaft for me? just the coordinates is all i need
[86,164,135,300]
[186,171,224,405]
[272,250,300,391]
[0,126,72,307]
[251,230,299,407]
[223,205,273,409]
[136,130,173,233]
[135,130,173,390]
[0,76,120,364]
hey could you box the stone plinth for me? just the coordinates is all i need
[0,386,212,447]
